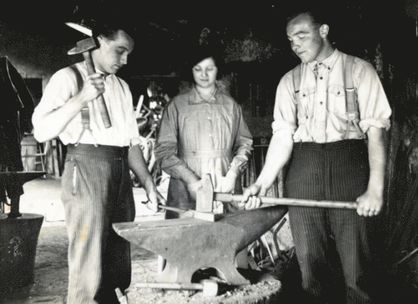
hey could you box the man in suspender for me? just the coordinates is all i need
[241,9,391,304]
[32,21,160,304]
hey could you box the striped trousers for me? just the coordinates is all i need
[285,140,378,304]
[61,144,135,304]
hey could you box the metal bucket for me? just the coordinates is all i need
[0,213,44,291]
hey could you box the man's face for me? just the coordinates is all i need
[95,30,134,74]
[286,13,325,63]
[192,57,218,89]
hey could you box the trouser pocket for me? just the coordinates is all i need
[71,162,77,195]
[62,156,78,197]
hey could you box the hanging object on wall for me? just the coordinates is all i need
[224,31,274,63]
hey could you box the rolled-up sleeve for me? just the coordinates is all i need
[154,100,195,179]
[32,69,75,139]
[356,61,392,132]
[229,104,253,174]
[271,73,298,139]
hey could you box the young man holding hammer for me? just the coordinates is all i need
[241,8,391,304]
[32,21,159,303]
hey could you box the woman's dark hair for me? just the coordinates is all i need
[179,44,225,82]
[189,44,224,72]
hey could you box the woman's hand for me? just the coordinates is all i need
[219,170,238,193]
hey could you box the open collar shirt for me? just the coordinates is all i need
[32,62,141,147]
[155,88,253,184]
[272,49,392,143]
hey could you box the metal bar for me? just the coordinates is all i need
[158,205,187,214]
[135,282,203,290]
[215,193,357,209]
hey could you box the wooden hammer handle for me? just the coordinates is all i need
[82,52,112,128]
[215,193,358,210]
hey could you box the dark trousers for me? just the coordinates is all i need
[285,140,377,304]
[61,144,135,304]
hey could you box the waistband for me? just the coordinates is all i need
[67,144,129,157]
[293,139,366,151]
[179,149,230,158]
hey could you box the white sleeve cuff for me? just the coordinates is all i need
[359,118,391,133]
[271,120,296,135]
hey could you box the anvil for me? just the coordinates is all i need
[113,206,287,285]
[0,171,46,218]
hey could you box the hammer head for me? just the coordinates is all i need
[196,174,214,213]
[67,37,98,55]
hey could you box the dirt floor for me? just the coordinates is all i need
[0,222,285,304]
[0,177,286,304]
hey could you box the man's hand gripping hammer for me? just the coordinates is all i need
[196,174,358,211]
[66,22,112,128]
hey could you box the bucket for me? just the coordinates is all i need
[0,213,44,291]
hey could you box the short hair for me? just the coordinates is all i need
[92,19,135,40]
[286,4,337,43]
[286,8,330,28]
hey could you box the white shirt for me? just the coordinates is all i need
[272,49,392,143]
[32,62,141,147]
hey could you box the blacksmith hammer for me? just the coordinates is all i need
[66,23,112,128]
[197,174,358,210]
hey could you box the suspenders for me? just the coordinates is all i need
[292,64,302,104]
[68,65,98,146]
[292,55,365,139]
[343,56,365,139]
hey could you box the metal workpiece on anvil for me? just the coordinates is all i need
[113,205,287,286]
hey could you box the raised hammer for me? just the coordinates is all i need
[66,22,112,128]
[196,174,358,211]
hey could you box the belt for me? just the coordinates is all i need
[67,143,129,157]
[293,139,365,151]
